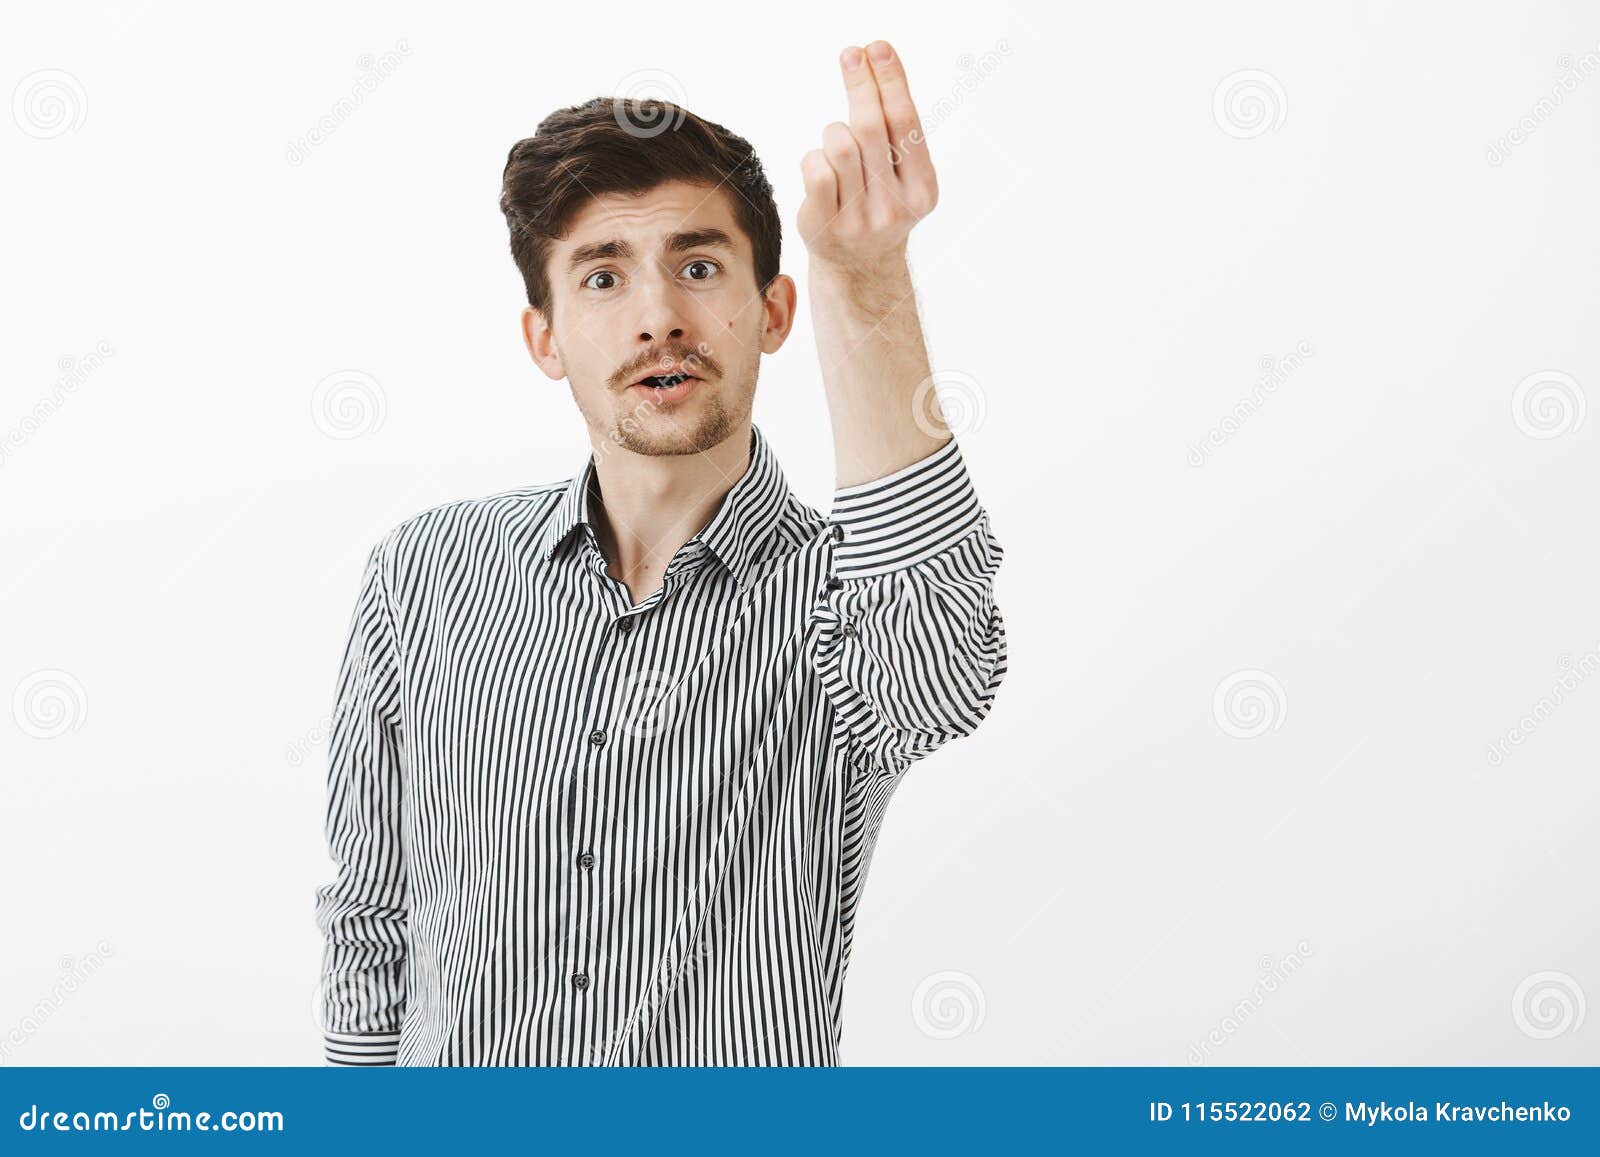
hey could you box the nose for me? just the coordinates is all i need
[633,263,689,347]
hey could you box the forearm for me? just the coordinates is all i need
[317,535,410,1063]
[798,40,950,488]
[809,253,950,488]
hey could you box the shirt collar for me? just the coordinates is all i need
[535,423,792,594]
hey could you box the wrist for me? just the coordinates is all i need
[807,252,913,317]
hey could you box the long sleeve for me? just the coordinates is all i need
[314,535,409,1065]
[809,436,1008,781]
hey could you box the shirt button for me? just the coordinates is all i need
[617,617,634,634]
[825,576,843,591]
[831,523,847,542]
[588,728,607,747]
[572,972,590,991]
[842,622,858,638]
[577,851,595,870]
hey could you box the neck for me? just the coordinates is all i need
[588,423,751,595]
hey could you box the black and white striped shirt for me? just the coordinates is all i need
[315,424,1007,1065]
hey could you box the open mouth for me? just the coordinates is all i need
[637,373,698,389]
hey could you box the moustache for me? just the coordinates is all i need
[614,347,721,388]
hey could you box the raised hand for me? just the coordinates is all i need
[797,40,939,276]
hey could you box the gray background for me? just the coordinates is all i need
[2,0,1594,1064]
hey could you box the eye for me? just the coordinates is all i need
[680,258,720,282]
[582,270,620,291]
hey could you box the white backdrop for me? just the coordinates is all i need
[2,0,1596,1066]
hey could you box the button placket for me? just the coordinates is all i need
[567,722,601,1010]
[565,616,628,1010]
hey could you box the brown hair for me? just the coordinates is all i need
[499,97,781,319]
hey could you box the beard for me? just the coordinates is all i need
[580,346,759,457]
[603,388,742,457]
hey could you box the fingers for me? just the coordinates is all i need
[863,41,933,188]
[839,45,894,190]
[799,147,838,216]
[801,40,939,258]
[821,121,865,217]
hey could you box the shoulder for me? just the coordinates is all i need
[371,480,567,564]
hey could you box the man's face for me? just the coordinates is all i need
[522,179,794,458]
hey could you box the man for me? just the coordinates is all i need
[315,40,1007,1066]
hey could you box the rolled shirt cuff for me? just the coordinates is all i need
[827,437,986,580]
[324,1029,401,1066]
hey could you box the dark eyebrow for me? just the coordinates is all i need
[565,228,736,273]
[566,238,633,271]
[665,228,736,256]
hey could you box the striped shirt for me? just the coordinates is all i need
[315,423,1007,1066]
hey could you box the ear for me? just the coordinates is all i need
[757,274,798,355]
[521,305,566,380]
